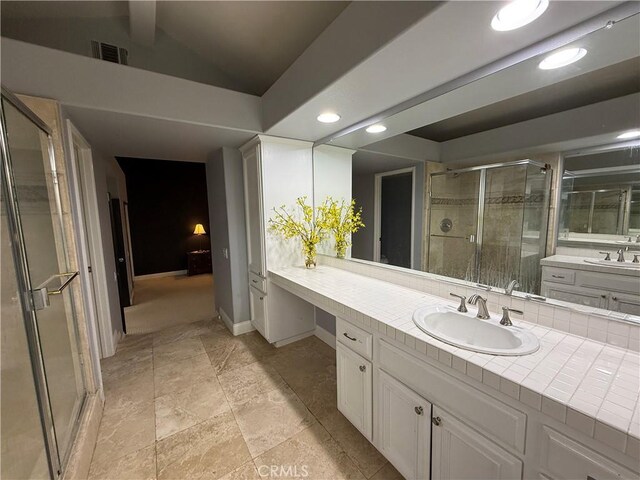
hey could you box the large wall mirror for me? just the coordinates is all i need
[312,9,640,320]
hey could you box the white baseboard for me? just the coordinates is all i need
[134,270,187,280]
[273,330,315,348]
[219,308,255,336]
[315,325,336,350]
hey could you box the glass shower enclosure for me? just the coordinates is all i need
[1,89,86,479]
[427,160,551,294]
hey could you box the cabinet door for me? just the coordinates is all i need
[377,370,431,480]
[249,285,267,339]
[243,145,265,277]
[542,283,608,309]
[431,406,522,480]
[609,292,640,316]
[337,343,372,440]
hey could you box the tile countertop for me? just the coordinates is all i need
[541,254,640,277]
[269,265,640,457]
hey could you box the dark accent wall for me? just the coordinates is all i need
[117,157,210,276]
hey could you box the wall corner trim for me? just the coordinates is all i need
[219,308,255,336]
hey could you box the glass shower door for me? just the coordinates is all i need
[428,171,481,282]
[1,93,85,478]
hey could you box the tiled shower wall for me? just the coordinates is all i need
[319,255,640,352]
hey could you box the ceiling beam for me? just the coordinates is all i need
[129,0,156,47]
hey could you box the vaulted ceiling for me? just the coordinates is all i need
[1,0,349,95]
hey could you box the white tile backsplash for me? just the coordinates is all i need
[319,255,640,352]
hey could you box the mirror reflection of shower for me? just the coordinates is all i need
[427,160,551,295]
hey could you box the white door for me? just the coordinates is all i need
[377,370,431,480]
[337,343,372,440]
[243,145,265,277]
[431,406,522,480]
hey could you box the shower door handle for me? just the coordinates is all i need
[467,234,476,243]
[30,271,79,311]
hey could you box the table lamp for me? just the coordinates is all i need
[193,223,206,251]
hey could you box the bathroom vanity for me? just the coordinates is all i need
[541,255,640,315]
[270,265,640,480]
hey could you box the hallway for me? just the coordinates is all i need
[91,318,403,479]
[124,274,215,335]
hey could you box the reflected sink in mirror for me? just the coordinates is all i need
[584,259,640,269]
[413,305,540,356]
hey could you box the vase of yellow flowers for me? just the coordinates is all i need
[268,197,330,268]
[320,198,365,259]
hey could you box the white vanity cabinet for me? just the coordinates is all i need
[336,343,372,439]
[540,259,640,315]
[240,136,316,344]
[377,369,431,480]
[431,406,522,480]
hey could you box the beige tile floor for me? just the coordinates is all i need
[90,317,405,480]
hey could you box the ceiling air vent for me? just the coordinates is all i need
[91,40,128,65]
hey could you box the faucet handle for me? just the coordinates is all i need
[633,254,639,264]
[500,307,523,326]
[599,251,612,261]
[450,293,468,313]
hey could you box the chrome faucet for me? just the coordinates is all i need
[505,280,520,296]
[450,293,468,313]
[500,307,523,326]
[468,294,490,319]
[616,248,626,262]
[636,234,640,243]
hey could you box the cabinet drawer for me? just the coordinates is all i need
[337,317,372,360]
[542,267,575,285]
[540,426,634,480]
[249,271,266,293]
[577,270,640,296]
[379,339,526,453]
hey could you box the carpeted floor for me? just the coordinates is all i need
[123,274,216,335]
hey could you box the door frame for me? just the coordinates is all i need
[65,120,116,358]
[373,167,416,268]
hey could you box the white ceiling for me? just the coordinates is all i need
[65,106,254,163]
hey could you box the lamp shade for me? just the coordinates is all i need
[193,224,206,235]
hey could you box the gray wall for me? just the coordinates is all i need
[206,147,250,324]
[352,172,375,262]
[351,162,424,270]
[315,307,336,335]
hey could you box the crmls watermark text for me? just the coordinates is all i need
[257,464,309,478]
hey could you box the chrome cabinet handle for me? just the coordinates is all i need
[343,333,357,341]
[415,406,423,415]
[359,365,366,372]
[611,296,618,301]
[432,416,441,426]
[551,274,565,279]
[252,279,258,283]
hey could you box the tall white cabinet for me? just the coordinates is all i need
[240,135,316,344]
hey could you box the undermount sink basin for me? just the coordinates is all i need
[413,305,539,356]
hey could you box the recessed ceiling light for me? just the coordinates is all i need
[317,113,341,124]
[617,130,640,140]
[538,47,587,70]
[366,124,387,134]
[491,0,549,31]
